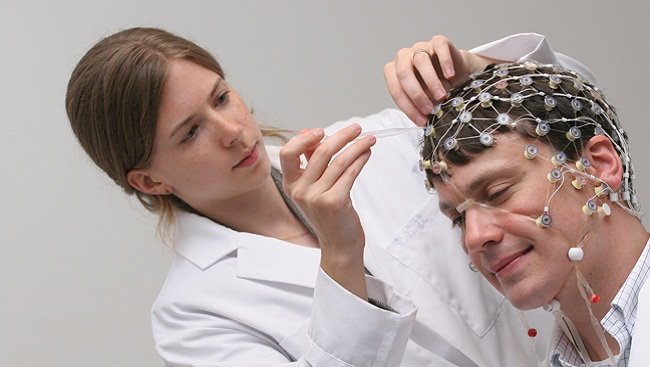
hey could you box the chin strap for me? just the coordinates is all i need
[575,266,617,365]
[518,311,545,367]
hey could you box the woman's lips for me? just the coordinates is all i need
[235,145,259,168]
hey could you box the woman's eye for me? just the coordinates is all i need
[182,125,198,142]
[215,90,230,107]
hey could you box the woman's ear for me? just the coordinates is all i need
[126,169,172,196]
[583,135,624,190]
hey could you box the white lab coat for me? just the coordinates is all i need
[152,33,596,366]
[153,207,418,367]
[321,109,552,367]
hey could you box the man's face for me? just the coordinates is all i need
[434,133,592,310]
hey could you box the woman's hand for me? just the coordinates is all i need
[384,35,503,126]
[279,124,376,300]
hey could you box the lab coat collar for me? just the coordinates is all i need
[174,211,237,270]
[469,32,596,85]
[470,33,559,65]
[175,210,320,289]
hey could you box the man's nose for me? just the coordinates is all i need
[462,204,504,254]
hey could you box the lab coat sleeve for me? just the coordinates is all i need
[303,268,417,367]
[469,32,596,84]
[155,267,416,367]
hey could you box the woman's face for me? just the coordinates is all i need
[130,59,271,212]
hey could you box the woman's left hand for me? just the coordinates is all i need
[279,124,376,300]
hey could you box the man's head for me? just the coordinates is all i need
[419,62,639,309]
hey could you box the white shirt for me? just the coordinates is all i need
[549,239,650,366]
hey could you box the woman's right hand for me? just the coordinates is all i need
[279,124,376,300]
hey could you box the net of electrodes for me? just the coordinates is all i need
[419,61,639,216]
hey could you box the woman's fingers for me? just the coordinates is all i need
[316,135,375,195]
[292,124,362,184]
[280,123,375,205]
[279,128,324,183]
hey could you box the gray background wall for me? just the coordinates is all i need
[2,1,648,366]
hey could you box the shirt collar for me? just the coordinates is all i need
[607,238,650,333]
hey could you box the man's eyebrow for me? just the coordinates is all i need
[439,200,456,216]
[468,174,488,194]
[467,163,519,194]
[438,166,513,213]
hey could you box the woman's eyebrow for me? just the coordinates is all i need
[169,78,223,139]
[209,78,223,99]
[170,115,195,139]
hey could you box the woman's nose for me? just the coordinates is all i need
[208,114,244,146]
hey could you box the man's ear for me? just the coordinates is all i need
[583,135,624,191]
[126,169,172,195]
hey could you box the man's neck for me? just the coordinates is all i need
[558,215,649,361]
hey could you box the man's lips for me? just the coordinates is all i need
[488,246,533,275]
[235,145,259,168]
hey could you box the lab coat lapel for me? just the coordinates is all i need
[236,233,321,289]
[175,211,320,289]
